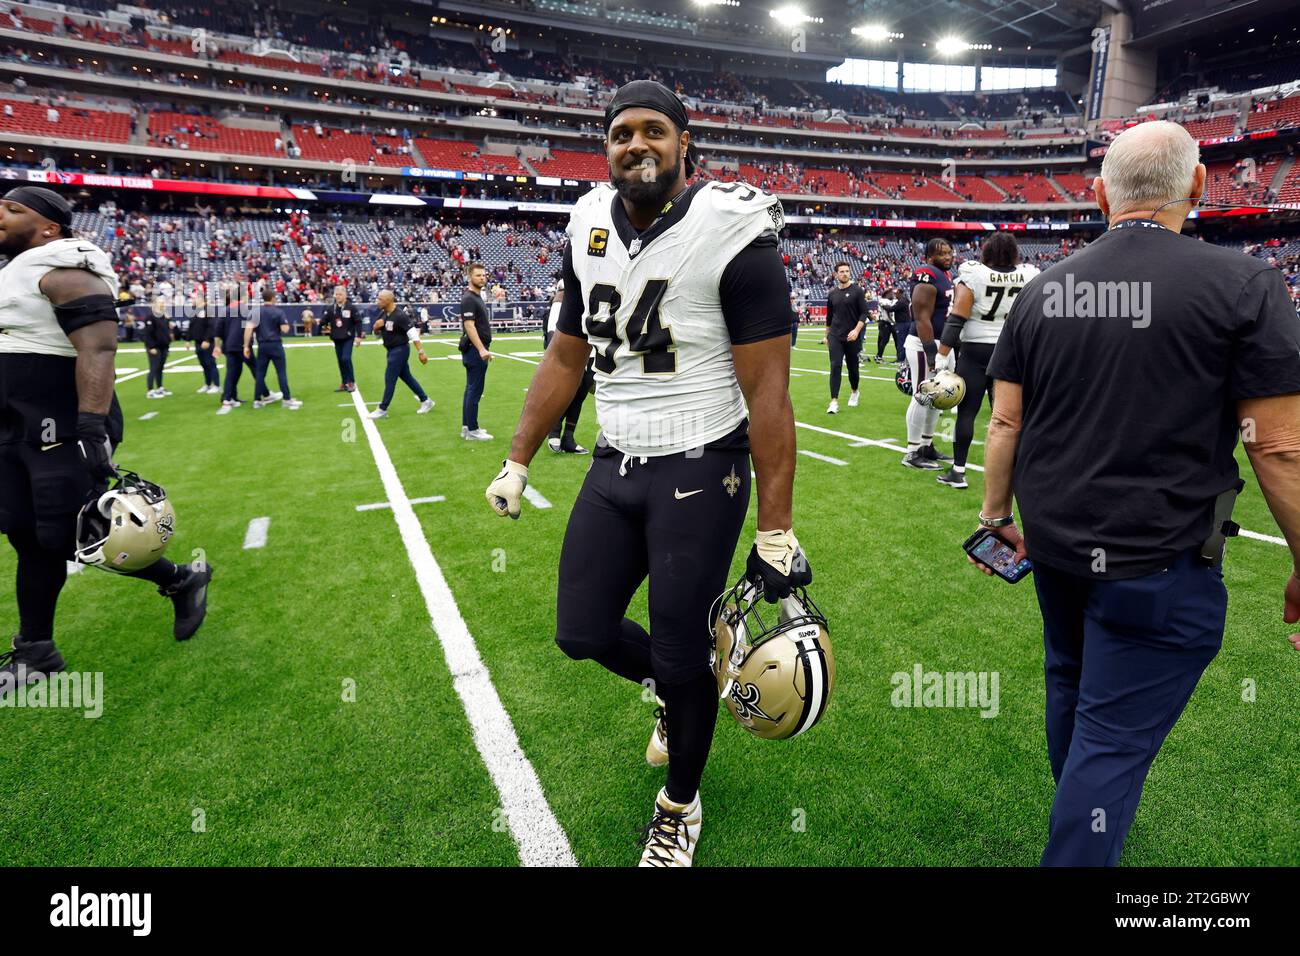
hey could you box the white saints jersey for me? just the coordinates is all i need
[566,180,784,456]
[0,238,119,357]
[954,260,1039,345]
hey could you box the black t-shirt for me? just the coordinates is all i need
[254,305,285,345]
[460,290,491,350]
[825,284,869,339]
[378,306,416,350]
[987,221,1300,578]
[554,232,794,346]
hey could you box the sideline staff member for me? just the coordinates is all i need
[977,121,1300,866]
[459,262,493,441]
[322,284,362,393]
[821,262,868,414]
[367,290,433,419]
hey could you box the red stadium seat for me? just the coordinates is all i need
[2,99,130,143]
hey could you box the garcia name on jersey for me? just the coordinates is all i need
[0,237,119,357]
[563,180,784,456]
[955,260,1040,344]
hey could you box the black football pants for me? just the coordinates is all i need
[555,438,751,802]
[953,341,996,469]
[827,336,861,399]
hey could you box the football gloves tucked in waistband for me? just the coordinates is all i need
[746,529,812,603]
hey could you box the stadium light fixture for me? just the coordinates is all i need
[769,6,823,26]
[852,25,903,41]
[935,36,967,55]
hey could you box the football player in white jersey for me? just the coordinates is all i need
[0,188,212,695]
[934,232,1038,489]
[484,81,810,867]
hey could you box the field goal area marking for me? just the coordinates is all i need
[349,386,576,866]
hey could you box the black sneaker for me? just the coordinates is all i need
[936,468,968,489]
[0,635,65,698]
[922,443,954,463]
[159,563,213,641]
[334,384,348,392]
[559,439,589,455]
[901,451,943,470]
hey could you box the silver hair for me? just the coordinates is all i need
[1099,120,1200,214]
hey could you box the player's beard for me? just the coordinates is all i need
[611,155,682,209]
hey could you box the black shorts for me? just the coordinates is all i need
[0,439,93,550]
[556,435,752,685]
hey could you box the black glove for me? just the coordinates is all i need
[76,412,117,484]
[745,530,813,603]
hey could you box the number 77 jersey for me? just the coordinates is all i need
[564,179,785,456]
[954,259,1040,344]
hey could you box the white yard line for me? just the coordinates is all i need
[522,486,552,510]
[1238,528,1287,546]
[114,353,197,385]
[349,387,576,867]
[797,420,982,470]
[798,449,848,466]
[355,495,446,512]
[242,517,271,549]
[138,411,158,421]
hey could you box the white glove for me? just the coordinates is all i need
[486,459,529,519]
[934,348,956,373]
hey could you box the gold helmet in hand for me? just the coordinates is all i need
[710,579,834,740]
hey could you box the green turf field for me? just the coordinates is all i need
[1,332,1296,866]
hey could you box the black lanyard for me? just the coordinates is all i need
[1106,218,1166,233]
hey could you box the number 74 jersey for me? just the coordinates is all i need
[565,180,785,456]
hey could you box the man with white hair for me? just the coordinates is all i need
[976,120,1300,865]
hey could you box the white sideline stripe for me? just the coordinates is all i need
[243,517,270,549]
[349,387,576,867]
[114,366,141,375]
[138,411,158,421]
[338,402,382,407]
[522,486,552,509]
[799,449,847,466]
[356,495,445,512]
[799,421,987,473]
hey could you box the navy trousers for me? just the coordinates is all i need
[254,343,291,401]
[380,344,427,409]
[221,345,247,402]
[462,350,488,430]
[334,337,355,386]
[196,342,220,386]
[1031,549,1226,866]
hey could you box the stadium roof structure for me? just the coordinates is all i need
[845,0,1105,50]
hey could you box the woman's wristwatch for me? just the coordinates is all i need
[978,512,1015,529]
